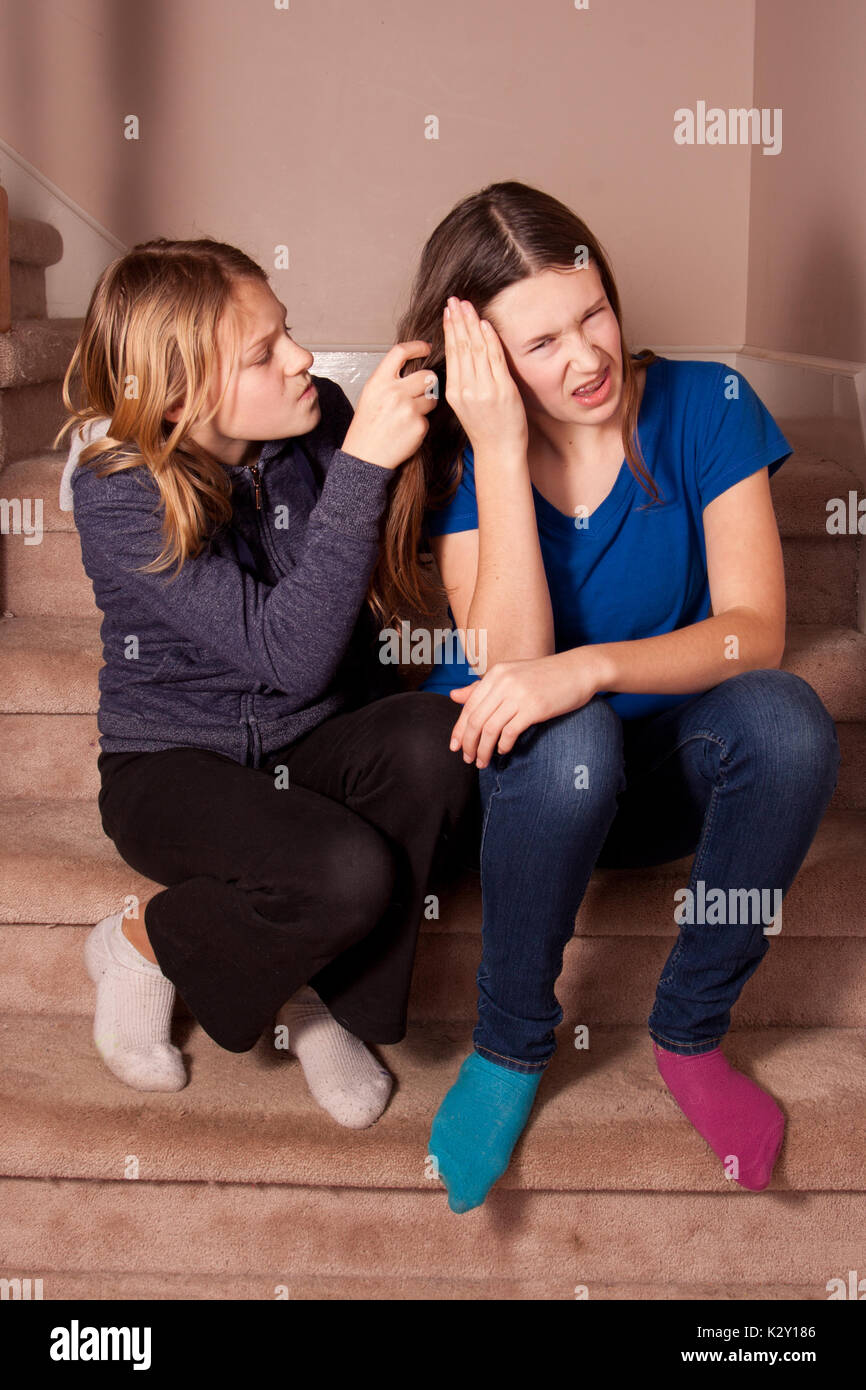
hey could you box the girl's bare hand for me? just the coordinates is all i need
[447,650,602,767]
[341,340,437,471]
[443,297,528,456]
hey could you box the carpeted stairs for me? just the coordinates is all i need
[0,216,863,1301]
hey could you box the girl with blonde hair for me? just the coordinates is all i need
[56,238,478,1127]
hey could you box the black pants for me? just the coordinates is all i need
[97,691,481,1052]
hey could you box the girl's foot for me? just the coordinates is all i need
[84,911,187,1091]
[428,1050,544,1213]
[275,986,393,1129]
[652,1040,785,1190]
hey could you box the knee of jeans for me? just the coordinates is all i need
[784,677,841,791]
[499,693,625,806]
[726,669,841,787]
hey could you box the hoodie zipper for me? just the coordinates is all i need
[247,461,262,510]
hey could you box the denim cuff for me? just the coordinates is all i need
[474,1043,550,1075]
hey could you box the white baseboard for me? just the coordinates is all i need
[734,346,865,453]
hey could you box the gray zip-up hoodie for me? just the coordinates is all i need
[63,375,405,768]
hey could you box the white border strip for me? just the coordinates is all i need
[0,137,126,253]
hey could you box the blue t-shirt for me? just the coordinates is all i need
[419,356,792,720]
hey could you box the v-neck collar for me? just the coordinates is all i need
[530,356,666,542]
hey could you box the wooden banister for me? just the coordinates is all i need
[0,181,10,332]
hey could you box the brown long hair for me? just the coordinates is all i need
[54,238,270,579]
[367,180,661,628]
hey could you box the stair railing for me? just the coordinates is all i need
[0,179,10,332]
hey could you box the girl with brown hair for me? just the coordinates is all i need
[374,181,840,1211]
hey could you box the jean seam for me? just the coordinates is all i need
[477,762,504,859]
[648,1026,724,1052]
[475,1043,548,1073]
[650,728,729,1000]
[687,730,730,888]
[637,727,728,788]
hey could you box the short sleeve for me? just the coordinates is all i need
[696,365,793,512]
[423,446,479,538]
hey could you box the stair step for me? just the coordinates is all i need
[3,706,862,808]
[1,526,858,627]
[780,623,866,720]
[777,416,866,479]
[0,616,862,803]
[0,320,85,462]
[1,1014,862,1191]
[0,382,73,465]
[8,269,46,323]
[0,319,85,392]
[0,798,863,1024]
[6,218,64,322]
[0,614,102,712]
[0,1269,833,1300]
[3,919,866,1026]
[7,218,64,271]
[768,448,863,535]
[0,702,809,814]
[1,435,861,627]
[2,1016,862,1295]
[1,1165,863,1290]
[3,444,861,533]
[1,446,861,621]
[2,616,863,722]
[0,794,861,930]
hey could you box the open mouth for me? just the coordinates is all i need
[572,364,614,403]
[572,366,609,398]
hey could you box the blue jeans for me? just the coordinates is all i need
[472,669,841,1073]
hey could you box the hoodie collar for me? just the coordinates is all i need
[223,437,287,475]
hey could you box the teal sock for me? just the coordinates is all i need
[428,1050,544,1213]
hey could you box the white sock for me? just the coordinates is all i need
[84,910,186,1092]
[275,986,393,1129]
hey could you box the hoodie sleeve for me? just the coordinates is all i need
[72,448,394,703]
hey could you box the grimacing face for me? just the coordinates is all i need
[165,277,321,466]
[483,263,624,432]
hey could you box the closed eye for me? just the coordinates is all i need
[530,307,604,351]
[255,324,293,365]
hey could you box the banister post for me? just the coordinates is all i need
[0,180,10,332]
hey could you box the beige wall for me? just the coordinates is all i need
[747,0,866,362]
[0,0,861,362]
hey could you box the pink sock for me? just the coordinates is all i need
[652,1041,785,1191]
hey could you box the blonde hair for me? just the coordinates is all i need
[54,238,270,580]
